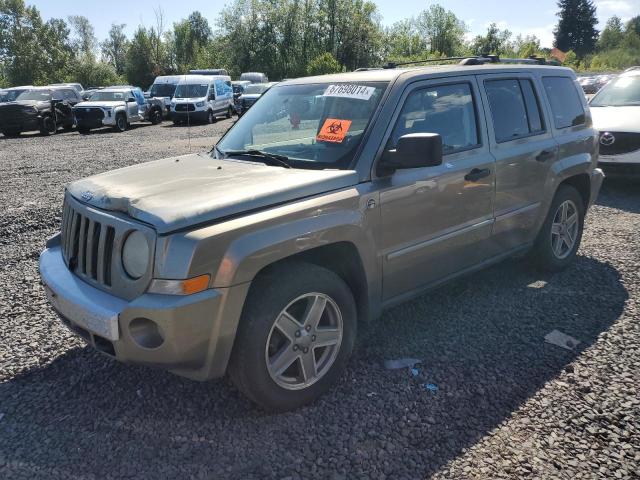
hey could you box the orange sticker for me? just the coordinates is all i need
[316,118,352,143]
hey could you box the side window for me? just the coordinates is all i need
[542,76,585,129]
[485,78,546,142]
[388,83,479,154]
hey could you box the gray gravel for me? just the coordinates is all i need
[1,121,639,479]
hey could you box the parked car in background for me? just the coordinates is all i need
[171,74,234,124]
[231,80,251,114]
[74,87,164,133]
[146,75,181,118]
[39,60,602,411]
[240,72,269,84]
[49,83,84,97]
[189,69,230,76]
[236,82,271,116]
[590,68,640,176]
[0,86,81,136]
[82,87,104,101]
[0,86,34,103]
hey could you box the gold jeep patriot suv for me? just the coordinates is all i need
[40,57,603,411]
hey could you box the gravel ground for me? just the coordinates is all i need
[0,121,639,479]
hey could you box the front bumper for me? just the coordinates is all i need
[171,110,209,122]
[589,168,605,208]
[598,151,640,176]
[39,242,250,380]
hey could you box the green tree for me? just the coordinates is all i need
[71,56,121,87]
[598,16,624,51]
[171,11,212,72]
[385,18,427,59]
[418,4,466,56]
[307,52,342,75]
[553,0,598,57]
[471,23,513,55]
[125,27,156,88]
[68,15,96,59]
[101,23,129,75]
[514,34,542,58]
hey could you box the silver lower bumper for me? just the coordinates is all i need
[40,246,126,341]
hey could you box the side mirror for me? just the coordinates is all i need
[379,133,443,174]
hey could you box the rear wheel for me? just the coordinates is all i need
[40,115,57,135]
[114,113,127,132]
[150,108,162,125]
[228,262,357,412]
[530,185,585,271]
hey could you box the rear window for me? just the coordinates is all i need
[542,77,585,129]
[485,79,545,142]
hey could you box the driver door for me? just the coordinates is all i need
[127,91,139,119]
[376,77,496,301]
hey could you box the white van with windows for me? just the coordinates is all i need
[147,75,181,118]
[170,74,234,124]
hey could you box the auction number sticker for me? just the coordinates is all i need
[323,84,376,100]
[316,118,352,143]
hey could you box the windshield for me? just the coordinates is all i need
[89,91,129,101]
[244,84,268,95]
[216,81,387,169]
[174,83,208,98]
[16,90,52,101]
[590,76,640,107]
[150,82,177,98]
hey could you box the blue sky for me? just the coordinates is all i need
[29,0,640,48]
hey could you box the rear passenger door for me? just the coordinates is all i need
[377,77,496,301]
[478,73,558,250]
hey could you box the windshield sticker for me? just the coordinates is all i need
[316,118,352,143]
[323,84,376,100]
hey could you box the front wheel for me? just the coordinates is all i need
[207,110,216,124]
[529,185,585,271]
[114,113,127,132]
[40,115,57,135]
[228,262,357,412]
[226,107,233,119]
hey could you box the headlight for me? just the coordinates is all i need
[121,231,150,279]
[195,101,205,107]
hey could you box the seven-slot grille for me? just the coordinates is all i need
[74,107,105,121]
[61,200,115,287]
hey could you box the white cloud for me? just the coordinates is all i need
[594,0,635,15]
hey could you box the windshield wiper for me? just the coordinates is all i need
[223,149,292,168]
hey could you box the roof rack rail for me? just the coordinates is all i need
[382,54,560,69]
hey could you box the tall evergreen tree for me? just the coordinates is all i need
[553,0,598,57]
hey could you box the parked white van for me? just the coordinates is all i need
[147,75,181,118]
[170,74,234,124]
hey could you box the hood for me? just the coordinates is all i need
[590,105,640,132]
[67,153,359,234]
[74,101,126,108]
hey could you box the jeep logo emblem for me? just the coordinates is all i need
[600,132,615,146]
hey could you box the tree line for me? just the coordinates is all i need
[1,0,639,89]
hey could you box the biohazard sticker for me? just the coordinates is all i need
[316,118,352,143]
[323,84,376,100]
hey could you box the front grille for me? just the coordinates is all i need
[59,193,156,301]
[599,132,640,156]
[61,201,115,286]
[175,103,195,112]
[74,107,105,121]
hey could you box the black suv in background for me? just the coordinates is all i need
[0,86,82,136]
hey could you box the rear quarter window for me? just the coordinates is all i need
[542,76,585,129]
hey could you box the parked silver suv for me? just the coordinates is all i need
[40,59,603,411]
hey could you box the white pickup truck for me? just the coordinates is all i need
[73,87,163,133]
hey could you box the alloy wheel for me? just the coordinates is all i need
[550,199,579,259]
[265,293,343,390]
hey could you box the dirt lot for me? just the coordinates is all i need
[0,120,638,479]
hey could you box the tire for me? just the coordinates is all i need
[226,107,233,119]
[77,125,91,134]
[114,113,127,132]
[40,115,57,136]
[63,121,74,131]
[150,108,162,125]
[207,110,216,124]
[2,129,21,137]
[529,185,585,272]
[228,262,357,412]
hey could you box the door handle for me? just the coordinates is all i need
[464,168,491,182]
[536,149,555,162]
